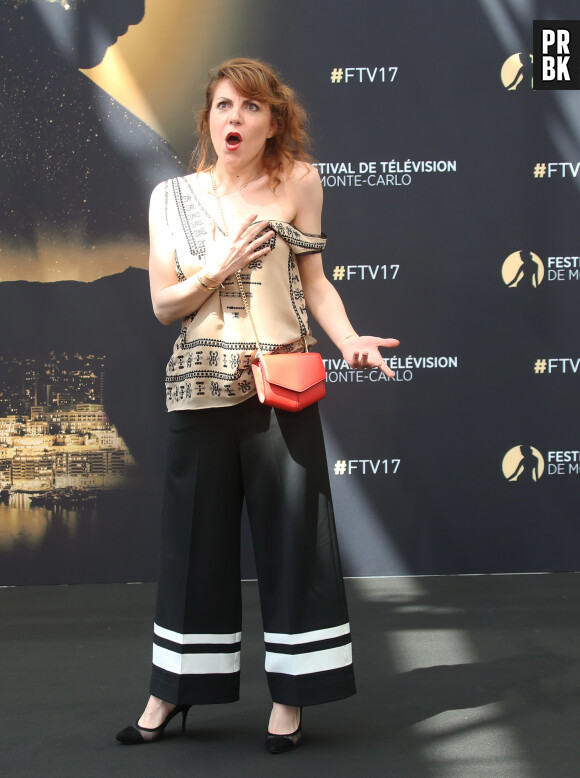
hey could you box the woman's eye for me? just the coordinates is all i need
[216,101,228,109]
[247,102,259,111]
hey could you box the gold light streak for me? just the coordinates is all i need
[81,43,165,137]
[0,237,148,283]
[80,0,240,160]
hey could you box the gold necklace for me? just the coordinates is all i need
[209,166,229,236]
[208,166,261,198]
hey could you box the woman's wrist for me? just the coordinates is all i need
[205,272,226,287]
[194,272,220,293]
[340,333,358,348]
[202,269,227,286]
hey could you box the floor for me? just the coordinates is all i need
[2,574,580,777]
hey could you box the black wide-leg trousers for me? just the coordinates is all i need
[149,395,356,707]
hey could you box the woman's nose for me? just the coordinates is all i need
[229,105,242,124]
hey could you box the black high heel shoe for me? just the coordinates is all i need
[265,707,302,754]
[116,704,191,745]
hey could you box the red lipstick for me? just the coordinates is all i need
[226,132,242,150]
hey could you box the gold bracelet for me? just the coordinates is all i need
[204,273,224,288]
[196,273,220,291]
[193,274,207,293]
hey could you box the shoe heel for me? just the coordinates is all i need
[181,705,192,733]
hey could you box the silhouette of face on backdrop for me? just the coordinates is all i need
[0,0,180,281]
[31,0,145,68]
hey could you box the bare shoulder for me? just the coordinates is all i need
[282,162,323,232]
[285,161,321,188]
[283,162,322,209]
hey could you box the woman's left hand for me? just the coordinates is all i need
[341,336,400,377]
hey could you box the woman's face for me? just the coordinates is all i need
[208,79,276,168]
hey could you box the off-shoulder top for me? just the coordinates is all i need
[163,176,326,411]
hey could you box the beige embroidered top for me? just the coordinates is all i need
[163,177,326,411]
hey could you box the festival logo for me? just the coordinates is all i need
[502,445,545,482]
[501,53,533,90]
[501,250,580,285]
[503,445,580,478]
[501,251,544,288]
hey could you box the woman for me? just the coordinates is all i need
[116,57,398,753]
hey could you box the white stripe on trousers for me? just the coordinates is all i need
[152,644,241,675]
[265,644,352,676]
[154,623,241,645]
[264,622,350,646]
[153,624,241,675]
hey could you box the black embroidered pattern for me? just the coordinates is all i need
[269,221,326,254]
[171,178,207,255]
[181,176,226,236]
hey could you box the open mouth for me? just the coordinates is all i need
[225,132,242,150]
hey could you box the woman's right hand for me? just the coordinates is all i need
[203,213,274,283]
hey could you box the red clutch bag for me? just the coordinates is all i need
[252,351,327,412]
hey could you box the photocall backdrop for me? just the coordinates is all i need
[1,0,579,585]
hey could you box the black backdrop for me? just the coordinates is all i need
[1,0,579,584]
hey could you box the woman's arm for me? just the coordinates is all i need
[148,183,214,325]
[149,182,275,326]
[292,166,399,375]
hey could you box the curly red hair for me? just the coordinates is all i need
[191,58,313,188]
